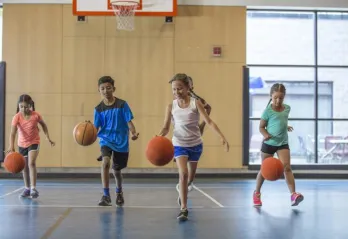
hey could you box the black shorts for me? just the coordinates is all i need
[18,144,39,158]
[101,146,129,171]
[261,143,289,155]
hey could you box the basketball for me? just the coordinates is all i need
[261,157,284,181]
[145,136,174,166]
[73,120,98,146]
[3,152,26,174]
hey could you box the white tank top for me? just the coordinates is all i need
[171,97,202,147]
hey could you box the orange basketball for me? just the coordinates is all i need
[145,136,174,166]
[261,157,284,181]
[73,120,98,146]
[4,152,26,174]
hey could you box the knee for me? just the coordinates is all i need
[283,164,292,173]
[102,157,111,169]
[179,170,189,182]
[29,160,36,167]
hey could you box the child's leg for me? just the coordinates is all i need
[176,156,189,210]
[23,157,30,188]
[188,162,198,186]
[20,151,31,198]
[187,144,203,190]
[255,152,273,193]
[277,148,304,206]
[98,153,112,206]
[111,151,129,207]
[277,149,295,192]
[28,146,40,198]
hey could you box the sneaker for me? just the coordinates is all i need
[98,195,112,206]
[30,189,39,199]
[116,192,124,207]
[253,191,262,206]
[20,189,31,198]
[291,192,304,206]
[177,208,189,221]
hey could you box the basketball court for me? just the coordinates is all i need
[0,178,347,238]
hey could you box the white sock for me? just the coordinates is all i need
[31,186,36,190]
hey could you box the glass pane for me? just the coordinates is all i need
[318,12,348,66]
[318,68,348,119]
[249,67,314,118]
[247,11,315,65]
[249,120,315,165]
[317,121,348,164]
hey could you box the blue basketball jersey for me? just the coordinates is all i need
[93,98,134,152]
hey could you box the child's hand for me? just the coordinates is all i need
[287,126,294,132]
[263,134,272,141]
[48,139,55,147]
[221,138,230,152]
[131,132,139,140]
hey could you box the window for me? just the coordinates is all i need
[247,11,315,65]
[247,10,348,166]
[318,12,348,66]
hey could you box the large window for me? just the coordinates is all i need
[247,10,348,166]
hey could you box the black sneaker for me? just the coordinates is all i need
[116,192,124,207]
[97,155,103,162]
[98,195,112,206]
[177,208,188,221]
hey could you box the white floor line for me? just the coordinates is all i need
[0,187,24,198]
[0,204,208,209]
[193,185,224,208]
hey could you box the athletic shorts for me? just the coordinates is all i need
[261,143,289,155]
[101,146,129,171]
[174,144,203,162]
[18,144,39,158]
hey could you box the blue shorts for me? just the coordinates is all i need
[174,144,203,162]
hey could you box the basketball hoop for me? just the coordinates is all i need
[110,0,140,31]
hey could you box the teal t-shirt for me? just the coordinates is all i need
[261,104,290,146]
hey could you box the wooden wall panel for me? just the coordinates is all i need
[3,4,62,94]
[104,37,174,117]
[63,5,105,37]
[175,6,246,63]
[62,37,105,93]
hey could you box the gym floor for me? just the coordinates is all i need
[0,178,347,239]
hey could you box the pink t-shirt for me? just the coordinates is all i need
[11,111,42,148]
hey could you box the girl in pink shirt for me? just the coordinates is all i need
[5,94,55,198]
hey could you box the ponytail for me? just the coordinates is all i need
[190,90,206,105]
[266,98,272,107]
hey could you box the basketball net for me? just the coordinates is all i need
[110,0,139,31]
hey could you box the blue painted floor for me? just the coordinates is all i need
[0,178,347,239]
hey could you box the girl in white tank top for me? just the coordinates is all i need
[158,73,230,222]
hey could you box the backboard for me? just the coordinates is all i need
[73,0,177,16]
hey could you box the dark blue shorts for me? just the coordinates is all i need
[174,144,203,162]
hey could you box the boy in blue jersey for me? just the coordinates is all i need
[94,76,139,207]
